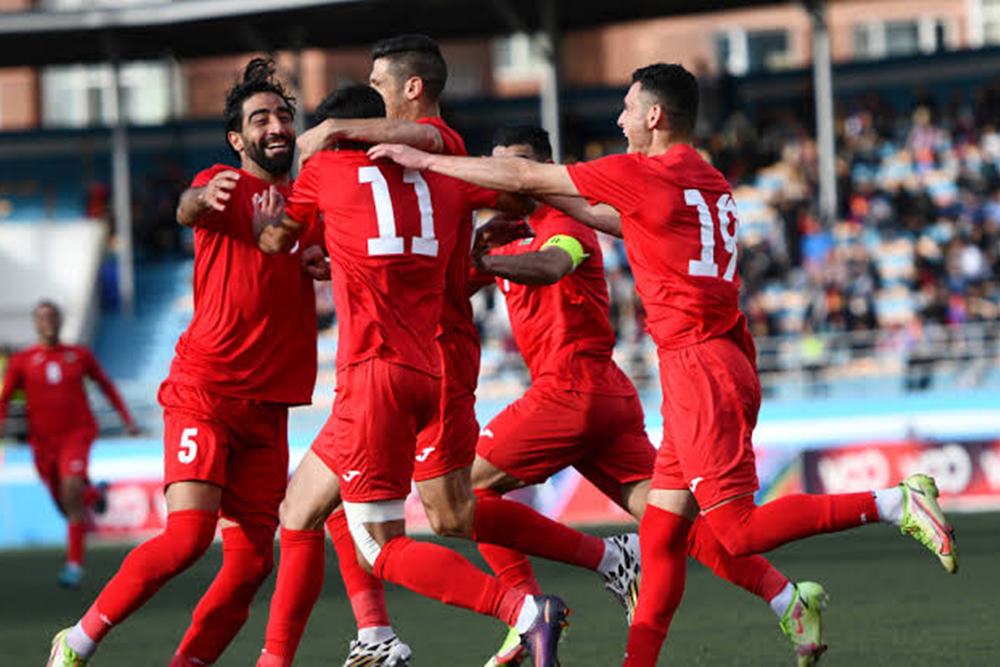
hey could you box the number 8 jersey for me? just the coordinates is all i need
[285,149,470,378]
[566,145,749,354]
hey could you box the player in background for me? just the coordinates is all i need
[298,36,647,665]
[253,84,568,667]
[368,62,958,667]
[0,301,139,588]
[473,125,827,667]
[46,58,327,667]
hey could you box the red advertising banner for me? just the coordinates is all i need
[802,438,1000,511]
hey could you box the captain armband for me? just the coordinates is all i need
[541,234,589,269]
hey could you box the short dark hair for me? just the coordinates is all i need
[371,34,447,101]
[34,300,61,316]
[223,58,296,157]
[492,125,552,162]
[315,85,386,122]
[631,63,698,135]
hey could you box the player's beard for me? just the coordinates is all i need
[245,132,294,177]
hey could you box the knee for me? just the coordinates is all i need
[424,499,474,538]
[703,504,755,557]
[164,517,217,570]
[278,498,325,531]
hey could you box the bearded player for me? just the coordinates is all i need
[369,63,957,667]
[473,125,828,667]
[46,58,327,667]
[0,301,139,589]
[298,36,645,666]
[253,83,569,667]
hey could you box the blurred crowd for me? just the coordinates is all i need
[474,87,1000,389]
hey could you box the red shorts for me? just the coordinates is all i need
[160,381,289,530]
[32,426,97,498]
[313,359,439,503]
[653,335,761,509]
[412,332,480,482]
[477,384,654,500]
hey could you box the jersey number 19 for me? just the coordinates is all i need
[685,189,739,282]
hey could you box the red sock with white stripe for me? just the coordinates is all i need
[623,505,692,667]
[374,536,527,627]
[703,493,879,557]
[325,509,392,631]
[472,488,605,570]
[260,528,325,662]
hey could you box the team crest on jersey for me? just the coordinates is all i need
[31,353,45,365]
[64,351,77,363]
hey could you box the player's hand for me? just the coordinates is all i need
[301,244,331,281]
[197,170,240,212]
[475,214,533,254]
[252,185,286,240]
[296,120,335,169]
[367,143,433,170]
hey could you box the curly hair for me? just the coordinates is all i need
[223,58,296,157]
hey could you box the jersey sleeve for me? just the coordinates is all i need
[566,154,645,214]
[458,181,501,211]
[84,348,135,428]
[0,354,24,428]
[285,159,322,228]
[188,164,237,232]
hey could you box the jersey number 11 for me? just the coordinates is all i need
[361,166,438,257]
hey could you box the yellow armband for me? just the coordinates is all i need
[541,234,589,269]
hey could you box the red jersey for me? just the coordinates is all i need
[0,344,134,440]
[166,164,318,405]
[489,206,634,395]
[285,149,471,377]
[567,146,747,352]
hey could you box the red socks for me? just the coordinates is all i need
[686,516,788,602]
[262,528,325,661]
[174,524,275,664]
[472,488,605,570]
[326,509,391,629]
[623,506,692,667]
[478,542,543,595]
[374,535,526,627]
[67,521,86,567]
[704,493,878,557]
[80,509,217,643]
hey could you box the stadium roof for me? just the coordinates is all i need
[0,0,786,67]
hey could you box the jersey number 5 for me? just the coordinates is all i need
[360,166,438,257]
[684,189,739,282]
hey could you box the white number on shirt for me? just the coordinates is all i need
[360,166,437,257]
[684,189,739,282]
[45,361,63,385]
[178,428,198,464]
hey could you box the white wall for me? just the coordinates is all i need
[0,221,107,348]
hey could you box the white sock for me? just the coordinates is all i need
[596,538,617,577]
[874,487,904,525]
[358,625,395,644]
[513,596,539,634]
[768,582,796,618]
[66,622,98,658]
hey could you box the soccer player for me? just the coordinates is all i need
[253,83,568,667]
[368,62,958,667]
[0,301,138,588]
[46,58,327,667]
[298,36,643,665]
[473,125,827,667]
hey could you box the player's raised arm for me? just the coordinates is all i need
[0,353,24,438]
[368,144,581,198]
[543,195,623,238]
[176,170,241,227]
[298,118,444,166]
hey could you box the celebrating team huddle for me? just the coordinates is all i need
[46,34,957,667]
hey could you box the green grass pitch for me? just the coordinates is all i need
[4,512,998,665]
